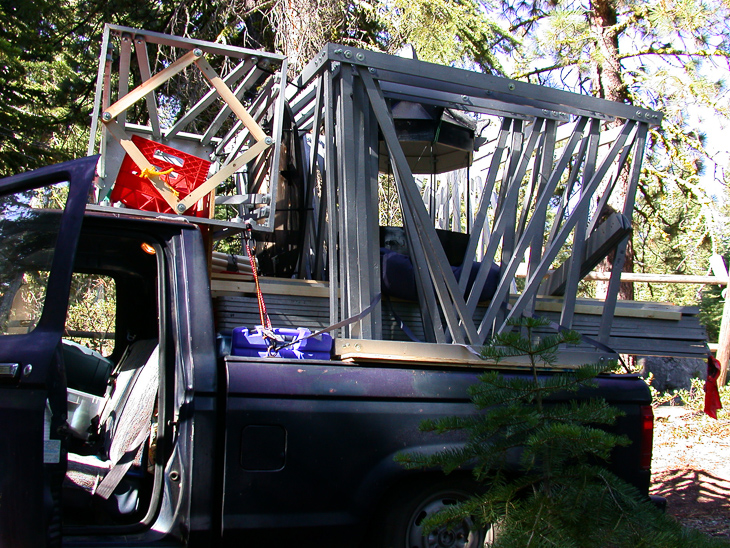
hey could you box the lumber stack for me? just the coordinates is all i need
[212,275,708,359]
[525,305,707,359]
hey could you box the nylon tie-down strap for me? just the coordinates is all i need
[383,294,423,343]
[274,294,383,352]
[277,293,623,369]
[240,223,382,353]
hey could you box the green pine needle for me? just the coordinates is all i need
[395,315,729,547]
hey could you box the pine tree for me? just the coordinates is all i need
[397,317,729,547]
[0,0,181,176]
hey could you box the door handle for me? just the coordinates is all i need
[0,363,20,378]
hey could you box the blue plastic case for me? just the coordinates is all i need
[231,326,333,360]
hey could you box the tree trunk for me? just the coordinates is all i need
[589,0,634,301]
[273,0,347,70]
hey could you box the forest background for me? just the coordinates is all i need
[1,0,729,361]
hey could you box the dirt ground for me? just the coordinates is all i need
[651,406,730,538]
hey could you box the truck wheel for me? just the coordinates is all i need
[376,478,492,548]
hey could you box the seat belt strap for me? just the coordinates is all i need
[95,426,150,500]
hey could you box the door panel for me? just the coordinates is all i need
[0,157,97,547]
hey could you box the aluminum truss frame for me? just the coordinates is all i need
[88,24,288,233]
[290,44,661,354]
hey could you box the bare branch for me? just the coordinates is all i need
[509,13,548,33]
[618,48,730,62]
[513,46,730,80]
[512,60,580,80]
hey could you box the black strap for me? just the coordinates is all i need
[275,294,382,351]
[540,315,628,372]
[383,294,423,343]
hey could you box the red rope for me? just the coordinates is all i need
[244,227,271,330]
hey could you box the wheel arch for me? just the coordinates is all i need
[351,442,479,525]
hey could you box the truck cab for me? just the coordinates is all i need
[0,157,196,545]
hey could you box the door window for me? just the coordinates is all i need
[0,182,68,335]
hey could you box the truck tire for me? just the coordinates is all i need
[373,477,492,548]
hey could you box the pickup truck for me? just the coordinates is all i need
[0,156,656,547]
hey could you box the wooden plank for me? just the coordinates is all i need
[584,271,728,286]
[529,294,691,315]
[533,295,684,311]
[201,64,262,146]
[520,270,729,287]
[548,310,703,329]
[194,56,268,142]
[334,338,612,369]
[104,49,200,120]
[211,276,331,298]
[530,299,681,321]
[168,60,256,141]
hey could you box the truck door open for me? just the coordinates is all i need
[0,157,96,547]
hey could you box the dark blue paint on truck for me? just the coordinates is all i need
[221,357,653,543]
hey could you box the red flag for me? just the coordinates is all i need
[704,356,723,419]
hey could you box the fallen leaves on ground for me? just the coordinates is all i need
[651,406,730,538]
